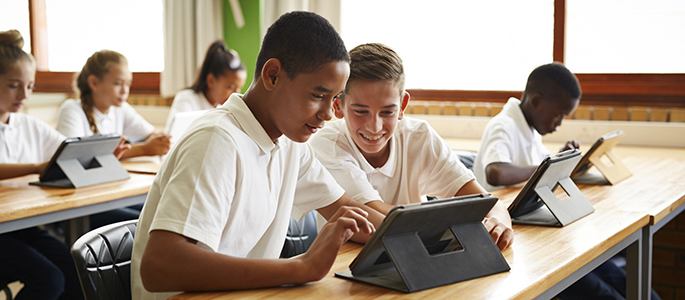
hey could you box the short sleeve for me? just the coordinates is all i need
[480,123,514,167]
[36,120,66,161]
[309,130,382,205]
[416,125,476,198]
[55,100,90,138]
[121,103,155,142]
[291,144,345,220]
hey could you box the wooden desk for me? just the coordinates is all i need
[0,173,154,242]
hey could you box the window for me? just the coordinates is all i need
[44,0,164,72]
[0,0,32,53]
[340,0,555,91]
[565,0,685,73]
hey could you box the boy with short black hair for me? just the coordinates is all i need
[473,62,581,192]
[309,43,513,251]
[131,12,384,300]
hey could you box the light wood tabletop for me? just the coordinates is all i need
[0,173,155,225]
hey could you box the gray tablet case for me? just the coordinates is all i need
[335,194,510,293]
[508,149,594,227]
[571,130,631,185]
[30,135,130,188]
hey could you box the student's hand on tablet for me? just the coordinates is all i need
[114,136,132,159]
[298,206,374,281]
[144,133,172,155]
[560,140,580,152]
[483,216,514,251]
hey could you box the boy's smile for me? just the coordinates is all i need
[336,79,407,168]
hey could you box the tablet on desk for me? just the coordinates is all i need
[508,149,594,227]
[30,134,130,188]
[571,130,630,185]
[336,193,510,293]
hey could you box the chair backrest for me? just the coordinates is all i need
[280,211,318,258]
[71,220,137,300]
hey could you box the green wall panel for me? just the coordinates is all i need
[224,0,262,93]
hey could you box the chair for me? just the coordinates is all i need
[0,279,12,300]
[280,211,318,258]
[71,220,137,300]
[454,150,477,170]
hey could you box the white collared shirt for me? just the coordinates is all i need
[0,113,65,164]
[55,99,154,142]
[164,89,217,131]
[309,117,475,206]
[131,94,344,300]
[473,98,550,191]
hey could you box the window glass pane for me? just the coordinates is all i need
[340,0,554,91]
[45,0,164,72]
[566,0,685,73]
[0,0,32,53]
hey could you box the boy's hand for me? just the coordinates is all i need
[296,206,375,281]
[114,136,132,159]
[143,133,172,156]
[483,216,514,251]
[560,140,580,152]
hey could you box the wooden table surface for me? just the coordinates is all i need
[0,173,155,224]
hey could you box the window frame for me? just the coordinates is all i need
[28,0,685,105]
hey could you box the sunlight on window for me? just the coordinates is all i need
[0,0,32,53]
[566,0,685,73]
[340,0,554,91]
[45,0,164,72]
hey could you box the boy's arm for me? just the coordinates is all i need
[317,193,385,243]
[0,162,48,180]
[485,162,537,187]
[456,179,514,251]
[140,206,374,292]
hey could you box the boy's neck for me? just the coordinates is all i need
[519,98,535,128]
[241,83,281,143]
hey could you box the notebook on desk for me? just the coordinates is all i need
[335,193,510,293]
[30,135,130,188]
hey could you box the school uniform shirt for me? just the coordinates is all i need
[131,94,345,300]
[0,113,65,164]
[55,99,154,142]
[164,89,217,131]
[309,117,475,206]
[473,98,550,192]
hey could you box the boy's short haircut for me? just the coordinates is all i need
[524,62,581,101]
[254,11,349,80]
[343,43,405,103]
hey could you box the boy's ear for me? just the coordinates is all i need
[398,91,410,120]
[333,97,345,119]
[261,58,282,91]
[529,92,543,109]
[87,74,99,91]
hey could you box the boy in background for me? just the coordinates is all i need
[473,63,660,300]
[131,12,384,300]
[309,43,513,251]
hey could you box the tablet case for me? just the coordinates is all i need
[335,194,510,293]
[571,130,632,185]
[30,135,130,188]
[508,149,594,227]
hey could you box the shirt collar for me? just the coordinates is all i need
[343,122,397,177]
[223,94,278,154]
[504,97,537,143]
[0,113,17,132]
[93,106,115,123]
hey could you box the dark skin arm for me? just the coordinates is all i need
[485,162,538,187]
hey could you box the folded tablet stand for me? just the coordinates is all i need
[577,143,632,185]
[376,223,510,293]
[527,177,594,227]
[32,154,130,188]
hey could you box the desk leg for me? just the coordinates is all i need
[626,231,643,300]
[65,216,90,246]
[640,226,653,300]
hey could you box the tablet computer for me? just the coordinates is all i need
[336,193,510,292]
[507,149,593,226]
[30,134,130,188]
[571,130,624,178]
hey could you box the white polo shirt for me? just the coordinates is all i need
[55,99,154,142]
[131,94,344,300]
[309,117,475,206]
[0,113,65,164]
[164,89,217,131]
[473,98,550,191]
